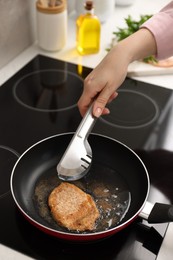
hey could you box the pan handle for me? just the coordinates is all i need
[140,201,173,223]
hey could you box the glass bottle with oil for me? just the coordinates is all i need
[76,0,101,55]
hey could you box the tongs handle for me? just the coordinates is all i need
[76,103,97,139]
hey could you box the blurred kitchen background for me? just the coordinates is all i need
[0,0,36,69]
[0,0,169,75]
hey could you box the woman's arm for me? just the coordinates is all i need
[141,1,173,60]
[78,28,156,117]
[78,1,173,118]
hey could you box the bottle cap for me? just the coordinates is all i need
[84,1,93,11]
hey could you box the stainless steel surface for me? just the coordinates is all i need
[157,223,173,260]
[0,244,34,260]
[139,201,154,220]
[57,104,96,181]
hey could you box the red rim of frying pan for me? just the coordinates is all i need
[10,133,150,241]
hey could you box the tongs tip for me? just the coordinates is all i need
[56,103,96,181]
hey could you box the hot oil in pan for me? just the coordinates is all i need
[33,162,131,233]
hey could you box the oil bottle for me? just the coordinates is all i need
[76,0,101,55]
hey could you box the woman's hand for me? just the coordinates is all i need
[78,44,129,117]
[78,28,157,117]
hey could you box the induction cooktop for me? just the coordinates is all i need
[0,54,173,260]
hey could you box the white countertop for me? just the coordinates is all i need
[0,0,173,259]
[0,0,173,89]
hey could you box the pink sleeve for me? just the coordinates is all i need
[141,1,173,60]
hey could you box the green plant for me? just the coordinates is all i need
[114,15,152,40]
[110,15,157,63]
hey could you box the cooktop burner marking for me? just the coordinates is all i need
[100,89,159,129]
[13,70,83,112]
[0,146,19,198]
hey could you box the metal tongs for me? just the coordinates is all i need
[57,104,97,181]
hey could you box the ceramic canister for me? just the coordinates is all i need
[36,0,67,51]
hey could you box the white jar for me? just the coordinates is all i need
[36,0,67,51]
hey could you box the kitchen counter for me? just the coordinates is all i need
[1,0,173,89]
[0,0,173,259]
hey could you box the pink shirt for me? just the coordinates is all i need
[141,1,173,60]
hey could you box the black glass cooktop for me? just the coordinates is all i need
[0,55,173,260]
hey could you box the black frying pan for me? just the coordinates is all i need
[10,133,173,242]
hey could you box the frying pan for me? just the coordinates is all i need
[10,133,173,242]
